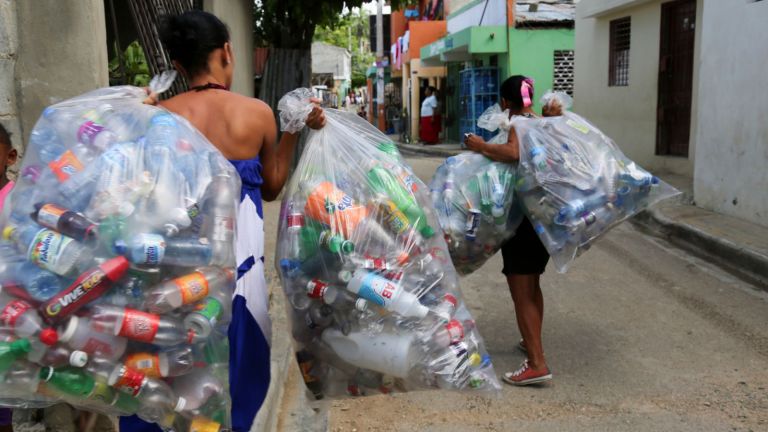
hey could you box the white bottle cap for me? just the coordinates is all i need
[69,350,89,368]
[59,316,80,343]
[174,396,187,412]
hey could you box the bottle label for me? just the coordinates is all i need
[113,366,146,396]
[445,320,465,344]
[379,200,410,235]
[77,121,105,146]
[48,150,84,182]
[42,267,108,321]
[0,299,32,326]
[194,297,224,323]
[135,233,166,265]
[118,310,160,343]
[175,272,210,305]
[211,216,234,242]
[357,272,400,307]
[190,417,221,432]
[27,229,73,271]
[286,213,305,229]
[125,352,162,378]
[36,204,67,230]
[305,280,328,299]
[82,337,116,357]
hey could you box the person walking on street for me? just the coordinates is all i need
[419,86,441,144]
[464,75,562,386]
[122,10,326,432]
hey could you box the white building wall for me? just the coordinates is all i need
[692,0,768,226]
[573,0,701,176]
[312,43,352,81]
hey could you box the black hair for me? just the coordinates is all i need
[159,11,230,78]
[0,123,11,149]
[428,86,437,93]
[500,75,535,111]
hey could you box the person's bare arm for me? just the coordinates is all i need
[464,129,520,163]
[260,104,326,201]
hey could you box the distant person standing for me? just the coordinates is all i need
[419,86,441,144]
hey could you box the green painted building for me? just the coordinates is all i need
[421,0,575,142]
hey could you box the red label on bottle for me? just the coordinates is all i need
[41,268,108,323]
[0,300,32,326]
[82,338,114,357]
[306,280,328,299]
[286,213,305,229]
[118,310,160,343]
[445,320,465,344]
[114,366,146,396]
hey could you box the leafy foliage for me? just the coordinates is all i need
[314,11,374,89]
[108,41,150,87]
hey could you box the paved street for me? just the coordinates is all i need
[321,155,768,432]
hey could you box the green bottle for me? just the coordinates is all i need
[366,166,435,238]
[99,215,127,250]
[39,366,95,397]
[300,223,354,255]
[377,142,401,158]
[0,339,31,373]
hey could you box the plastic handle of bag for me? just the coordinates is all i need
[278,88,315,134]
[148,70,178,95]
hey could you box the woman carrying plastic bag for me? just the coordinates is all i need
[0,70,239,431]
[275,88,501,398]
[430,104,522,275]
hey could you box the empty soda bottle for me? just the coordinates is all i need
[429,319,476,349]
[59,315,127,361]
[40,366,97,398]
[143,267,232,314]
[0,294,58,344]
[31,203,98,245]
[200,174,237,266]
[172,368,225,411]
[183,292,230,339]
[108,364,185,421]
[124,346,194,378]
[0,255,63,302]
[90,305,193,346]
[114,233,212,267]
[366,164,435,239]
[0,338,31,373]
[27,343,88,368]
[3,223,92,277]
[345,270,429,319]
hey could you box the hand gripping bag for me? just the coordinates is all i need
[275,88,501,399]
[513,92,681,272]
[429,104,522,274]
[0,72,239,432]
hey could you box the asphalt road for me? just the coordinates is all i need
[325,155,768,432]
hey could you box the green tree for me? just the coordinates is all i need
[254,0,413,108]
[314,11,375,89]
[109,40,150,87]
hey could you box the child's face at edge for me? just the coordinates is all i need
[0,142,18,180]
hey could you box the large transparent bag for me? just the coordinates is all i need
[0,73,239,432]
[276,89,501,399]
[514,92,680,272]
[430,104,522,275]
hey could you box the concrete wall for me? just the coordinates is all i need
[204,0,254,97]
[692,0,768,226]
[573,0,701,176]
[508,27,575,113]
[13,0,109,153]
[0,0,21,157]
[311,43,352,81]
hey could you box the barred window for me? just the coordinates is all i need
[609,17,631,86]
[553,50,575,96]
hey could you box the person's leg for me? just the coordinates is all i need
[506,274,547,371]
[534,275,544,324]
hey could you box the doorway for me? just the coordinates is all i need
[656,0,696,156]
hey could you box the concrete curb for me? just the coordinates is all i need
[396,142,466,158]
[635,207,768,289]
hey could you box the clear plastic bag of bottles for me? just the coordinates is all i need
[513,91,680,272]
[430,104,522,275]
[276,88,501,400]
[0,72,239,432]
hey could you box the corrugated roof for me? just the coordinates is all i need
[515,1,576,24]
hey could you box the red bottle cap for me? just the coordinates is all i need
[39,328,59,346]
[100,256,130,282]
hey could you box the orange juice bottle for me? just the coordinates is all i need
[301,180,368,238]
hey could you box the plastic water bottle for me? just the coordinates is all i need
[124,346,194,378]
[39,256,130,324]
[0,258,62,302]
[31,203,98,245]
[143,267,232,313]
[107,364,185,421]
[530,146,548,171]
[27,343,88,368]
[346,270,429,319]
[0,338,31,373]
[200,174,237,266]
[303,277,368,311]
[321,328,417,378]
[143,113,179,176]
[0,294,58,344]
[114,233,212,267]
[90,305,193,346]
[58,315,127,361]
[172,368,225,410]
[3,223,92,277]
[285,210,305,260]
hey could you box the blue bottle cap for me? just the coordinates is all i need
[113,240,127,256]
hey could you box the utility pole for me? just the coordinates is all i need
[376,0,386,132]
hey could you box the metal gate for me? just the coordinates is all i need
[656,0,696,157]
[125,0,197,96]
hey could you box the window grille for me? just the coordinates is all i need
[553,50,575,96]
[609,17,631,86]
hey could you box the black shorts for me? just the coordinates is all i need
[501,217,550,275]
